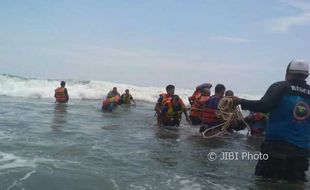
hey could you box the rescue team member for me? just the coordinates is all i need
[189,87,211,125]
[160,95,189,127]
[233,59,310,181]
[244,112,268,137]
[120,89,136,105]
[54,81,69,103]
[155,84,175,115]
[188,83,212,105]
[155,85,189,126]
[102,87,121,112]
[199,84,226,132]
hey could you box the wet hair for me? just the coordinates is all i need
[60,81,65,87]
[125,89,129,92]
[215,84,225,94]
[225,90,234,96]
[166,84,175,91]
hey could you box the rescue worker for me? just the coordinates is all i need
[120,89,136,105]
[233,59,310,181]
[54,81,69,103]
[189,87,211,125]
[160,95,189,127]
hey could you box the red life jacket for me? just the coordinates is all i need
[189,90,201,104]
[55,87,67,103]
[190,95,209,119]
[202,95,222,124]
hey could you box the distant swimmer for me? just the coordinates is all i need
[102,87,121,112]
[188,83,212,105]
[159,95,189,127]
[54,81,69,103]
[120,89,136,105]
[189,87,211,125]
[233,59,310,181]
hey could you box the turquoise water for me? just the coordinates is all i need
[0,96,308,190]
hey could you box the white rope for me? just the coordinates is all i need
[202,97,250,138]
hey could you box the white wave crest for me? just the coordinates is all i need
[0,74,261,103]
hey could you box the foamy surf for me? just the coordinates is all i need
[0,74,262,104]
[0,152,35,170]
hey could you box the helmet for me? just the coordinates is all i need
[286,59,309,76]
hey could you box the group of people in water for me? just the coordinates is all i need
[101,87,136,111]
[54,83,136,112]
[54,80,266,137]
[54,59,309,182]
[153,83,266,137]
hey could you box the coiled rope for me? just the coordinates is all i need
[202,97,250,138]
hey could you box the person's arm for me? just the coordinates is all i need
[183,109,190,123]
[155,103,161,113]
[154,95,163,112]
[180,101,190,122]
[240,82,286,113]
[130,95,136,104]
[64,88,69,102]
[188,97,194,105]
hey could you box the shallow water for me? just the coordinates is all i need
[0,96,308,190]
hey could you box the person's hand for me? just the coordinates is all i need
[186,116,190,123]
[231,96,241,107]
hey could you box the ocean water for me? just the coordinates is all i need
[0,75,309,190]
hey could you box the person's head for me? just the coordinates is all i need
[225,90,234,97]
[196,83,212,90]
[112,87,117,92]
[201,87,211,96]
[125,89,129,94]
[166,84,175,96]
[286,59,309,81]
[60,81,66,87]
[214,84,226,97]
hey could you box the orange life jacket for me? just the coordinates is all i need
[102,95,120,106]
[161,101,184,123]
[55,87,67,103]
[160,93,173,106]
[190,95,209,119]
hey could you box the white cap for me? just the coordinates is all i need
[286,59,309,75]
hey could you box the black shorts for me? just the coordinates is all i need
[255,141,309,181]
